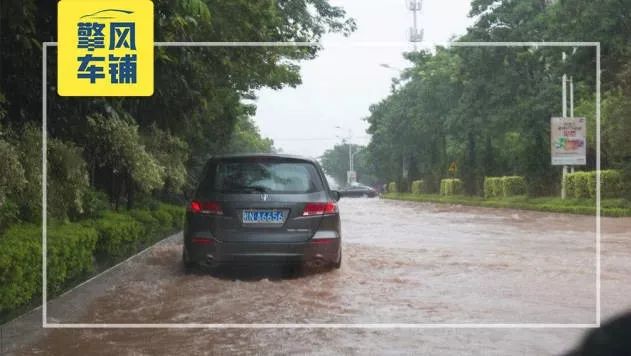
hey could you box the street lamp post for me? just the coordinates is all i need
[336,126,357,185]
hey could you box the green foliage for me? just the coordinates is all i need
[411,180,424,195]
[158,203,185,230]
[385,193,631,217]
[440,179,463,196]
[128,209,160,240]
[151,208,174,233]
[320,144,377,187]
[567,170,624,199]
[566,171,592,199]
[13,125,42,223]
[0,222,99,313]
[86,114,165,197]
[565,173,577,198]
[502,176,527,197]
[600,170,624,199]
[92,212,144,260]
[1,0,357,224]
[48,139,90,221]
[0,224,41,313]
[484,177,503,199]
[0,139,26,230]
[47,223,98,294]
[363,0,631,196]
[0,204,184,317]
[485,176,527,198]
[387,182,398,194]
[222,115,275,155]
[143,125,189,195]
[81,189,110,219]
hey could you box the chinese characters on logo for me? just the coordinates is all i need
[76,21,138,84]
[58,0,153,96]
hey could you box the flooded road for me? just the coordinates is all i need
[3,198,631,355]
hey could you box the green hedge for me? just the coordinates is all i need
[387,182,398,193]
[0,204,185,318]
[93,212,144,260]
[565,170,623,199]
[47,223,99,294]
[484,176,527,198]
[502,176,527,197]
[158,203,185,230]
[484,177,503,198]
[411,180,424,195]
[440,179,463,196]
[150,209,173,233]
[0,222,98,313]
[129,209,160,242]
[0,225,41,313]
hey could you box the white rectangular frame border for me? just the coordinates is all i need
[41,41,601,329]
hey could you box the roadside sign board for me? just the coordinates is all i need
[58,0,154,96]
[551,117,587,165]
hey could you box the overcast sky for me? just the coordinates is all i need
[253,0,474,159]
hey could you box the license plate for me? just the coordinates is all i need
[242,210,286,224]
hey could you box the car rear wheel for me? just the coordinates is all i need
[182,249,195,274]
[333,250,342,269]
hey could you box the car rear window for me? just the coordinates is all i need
[198,159,325,194]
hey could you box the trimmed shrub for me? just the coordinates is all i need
[129,209,160,242]
[592,170,623,199]
[387,182,398,193]
[47,223,98,294]
[440,179,463,196]
[0,222,98,313]
[565,173,577,198]
[411,180,424,195]
[158,203,185,230]
[150,208,173,234]
[484,177,502,199]
[0,206,183,316]
[0,225,41,313]
[571,172,591,199]
[566,170,623,199]
[501,176,527,197]
[93,212,143,260]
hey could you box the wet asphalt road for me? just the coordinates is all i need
[2,197,631,355]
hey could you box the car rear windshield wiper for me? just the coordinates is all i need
[221,184,269,193]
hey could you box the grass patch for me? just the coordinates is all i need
[383,193,631,217]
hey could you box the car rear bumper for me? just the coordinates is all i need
[185,236,341,267]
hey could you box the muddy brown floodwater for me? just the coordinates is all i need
[2,198,630,355]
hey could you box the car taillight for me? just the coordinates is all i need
[189,200,223,215]
[302,202,337,216]
[192,237,215,245]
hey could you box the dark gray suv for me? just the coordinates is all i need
[183,154,342,272]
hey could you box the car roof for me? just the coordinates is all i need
[208,153,319,164]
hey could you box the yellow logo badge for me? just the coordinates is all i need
[58,0,154,96]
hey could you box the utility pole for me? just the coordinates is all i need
[336,126,356,185]
[570,76,575,174]
[408,1,424,50]
[561,52,575,198]
[561,53,567,199]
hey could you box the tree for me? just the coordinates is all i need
[320,144,377,187]
[0,0,357,218]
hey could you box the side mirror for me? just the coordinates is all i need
[331,190,341,202]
